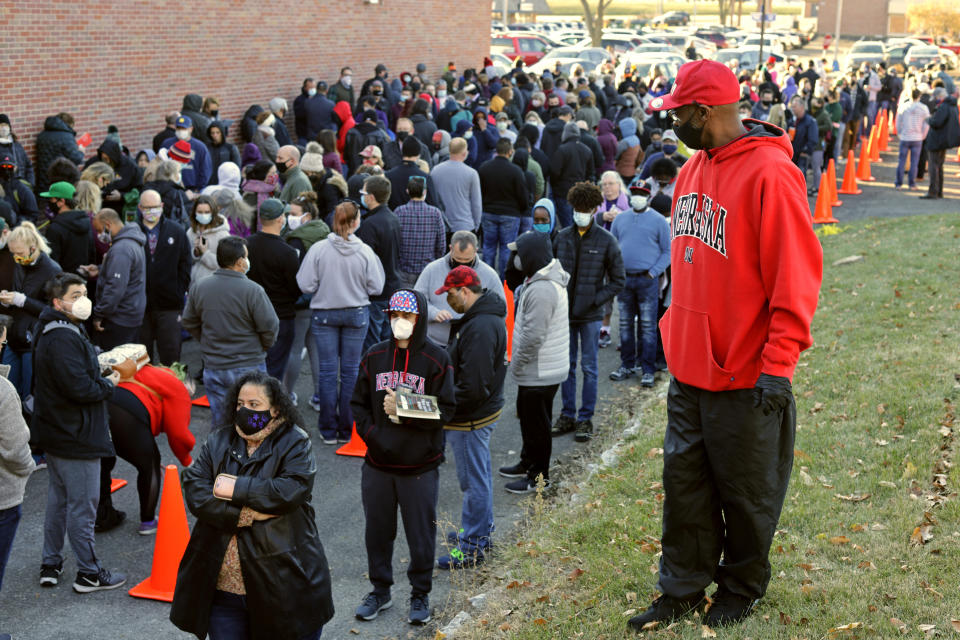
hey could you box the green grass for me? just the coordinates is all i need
[544,0,802,18]
[441,214,960,639]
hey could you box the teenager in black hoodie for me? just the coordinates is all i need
[350,288,456,626]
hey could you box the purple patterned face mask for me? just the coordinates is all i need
[236,407,273,435]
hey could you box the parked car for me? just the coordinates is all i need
[652,11,690,26]
[527,47,612,75]
[573,34,643,54]
[904,45,943,69]
[491,33,552,66]
[615,53,681,84]
[844,40,886,69]
[715,47,784,69]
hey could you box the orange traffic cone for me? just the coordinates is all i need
[110,478,127,493]
[812,173,838,223]
[878,110,890,152]
[191,395,210,407]
[826,158,842,207]
[856,138,875,182]
[128,465,190,602]
[503,282,514,363]
[868,124,881,162]
[838,150,862,194]
[336,422,367,457]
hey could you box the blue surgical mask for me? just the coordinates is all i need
[662,144,677,155]
[533,223,551,233]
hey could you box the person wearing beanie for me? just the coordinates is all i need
[0,114,34,187]
[276,146,311,203]
[160,115,212,194]
[385,136,439,210]
[252,111,280,164]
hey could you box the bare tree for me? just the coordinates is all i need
[580,0,615,48]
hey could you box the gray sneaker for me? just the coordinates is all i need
[640,373,655,387]
[609,366,635,381]
[574,419,594,442]
[73,568,127,593]
[356,592,393,621]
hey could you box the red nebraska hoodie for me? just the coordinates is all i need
[661,120,822,391]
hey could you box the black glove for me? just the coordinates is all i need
[752,373,792,416]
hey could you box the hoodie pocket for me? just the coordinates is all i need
[661,303,735,390]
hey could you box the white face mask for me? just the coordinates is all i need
[630,195,649,211]
[242,256,251,274]
[0,235,7,250]
[496,121,508,131]
[390,317,414,341]
[573,212,593,228]
[437,90,447,98]
[464,130,474,140]
[97,230,112,245]
[287,214,304,231]
[307,88,317,97]
[175,129,190,141]
[341,75,353,88]
[66,295,92,321]
[195,212,213,225]
[0,124,10,141]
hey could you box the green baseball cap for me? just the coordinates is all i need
[39,181,76,199]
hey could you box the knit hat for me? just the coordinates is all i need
[0,114,9,126]
[388,290,419,314]
[416,62,426,73]
[401,136,421,157]
[168,139,194,164]
[300,148,325,173]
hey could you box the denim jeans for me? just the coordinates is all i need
[311,306,369,440]
[446,424,495,554]
[265,317,296,381]
[203,363,267,428]
[363,299,389,355]
[552,195,573,228]
[561,320,601,422]
[864,100,879,138]
[481,213,521,280]
[618,275,660,374]
[1,348,32,399]
[0,504,22,591]
[282,309,314,395]
[517,216,533,236]
[208,590,322,640]
[895,140,922,187]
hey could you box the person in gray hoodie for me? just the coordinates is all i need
[88,209,147,350]
[0,313,34,593]
[498,232,569,493]
[296,200,385,443]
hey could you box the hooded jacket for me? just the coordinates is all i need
[355,203,402,302]
[285,218,331,261]
[8,252,61,352]
[509,231,570,387]
[478,154,529,217]
[663,121,822,392]
[46,209,96,276]
[0,365,33,509]
[350,289,457,474]
[96,138,140,195]
[207,121,241,181]
[548,124,594,196]
[161,135,213,190]
[615,117,643,178]
[926,96,960,151]
[553,217,624,324]
[186,217,232,283]
[454,120,479,167]
[430,130,451,166]
[333,101,356,156]
[410,113,438,149]
[597,119,619,172]
[296,232,384,309]
[35,116,84,191]
[138,216,192,312]
[95,223,147,327]
[304,93,336,142]
[539,116,567,159]
[445,290,507,428]
[31,306,114,459]
[181,94,212,144]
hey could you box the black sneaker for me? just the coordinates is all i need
[72,568,127,593]
[355,592,392,621]
[609,366,635,381]
[551,415,576,437]
[505,476,551,494]
[498,462,528,478]
[627,592,705,632]
[39,563,62,587]
[94,508,126,533]
[408,593,431,625]
[574,419,593,442]
[703,588,756,627]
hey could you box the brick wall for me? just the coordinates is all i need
[2,0,490,170]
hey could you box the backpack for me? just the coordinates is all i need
[360,127,385,152]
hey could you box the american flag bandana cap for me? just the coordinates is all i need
[388,290,419,314]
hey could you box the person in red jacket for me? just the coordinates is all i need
[628,60,823,630]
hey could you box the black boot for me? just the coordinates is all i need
[627,592,704,632]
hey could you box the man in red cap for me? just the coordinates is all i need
[629,60,823,629]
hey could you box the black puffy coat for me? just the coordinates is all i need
[446,290,507,425]
[170,422,334,640]
[35,116,84,192]
[95,138,140,195]
[8,252,61,352]
[46,209,95,276]
[206,121,240,183]
[553,221,624,324]
[548,136,594,196]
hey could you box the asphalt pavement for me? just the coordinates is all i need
[0,318,630,640]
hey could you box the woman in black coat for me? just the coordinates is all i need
[170,371,334,640]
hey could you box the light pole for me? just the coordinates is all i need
[833,0,844,66]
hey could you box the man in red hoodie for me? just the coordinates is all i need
[628,60,823,630]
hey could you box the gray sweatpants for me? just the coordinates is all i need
[42,454,101,574]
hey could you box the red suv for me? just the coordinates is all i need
[491,33,550,66]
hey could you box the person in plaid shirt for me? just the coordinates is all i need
[395,176,445,287]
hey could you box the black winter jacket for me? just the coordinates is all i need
[143,179,188,223]
[355,204,402,302]
[385,161,440,210]
[31,306,114,458]
[382,137,432,172]
[181,94,212,145]
[926,96,960,152]
[478,155,529,217]
[206,121,241,182]
[8,252,61,352]
[351,289,457,474]
[539,117,566,159]
[35,116,84,191]
[446,290,507,426]
[344,122,389,175]
[139,217,192,312]
[95,139,140,195]
[170,422,334,640]
[548,137,595,196]
[410,113,438,149]
[553,222,625,324]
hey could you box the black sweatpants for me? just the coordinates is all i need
[517,384,559,481]
[95,320,142,351]
[99,388,162,523]
[656,378,795,601]
[140,309,183,366]
[361,463,439,597]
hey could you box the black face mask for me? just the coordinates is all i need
[673,110,706,150]
[397,131,409,142]
[448,255,477,269]
[236,407,273,435]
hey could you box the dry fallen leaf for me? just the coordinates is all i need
[701,624,717,638]
[889,617,907,633]
[625,591,637,603]
[950,619,960,632]
[828,622,863,636]
[910,525,934,546]
[919,624,937,636]
[433,632,447,640]
[830,535,851,545]
[568,568,585,581]
[533,618,547,626]
[879,481,898,489]
[836,493,871,502]
[641,620,659,631]
[536,594,550,603]
[622,609,636,617]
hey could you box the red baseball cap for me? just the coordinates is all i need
[435,265,481,295]
[648,60,741,112]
